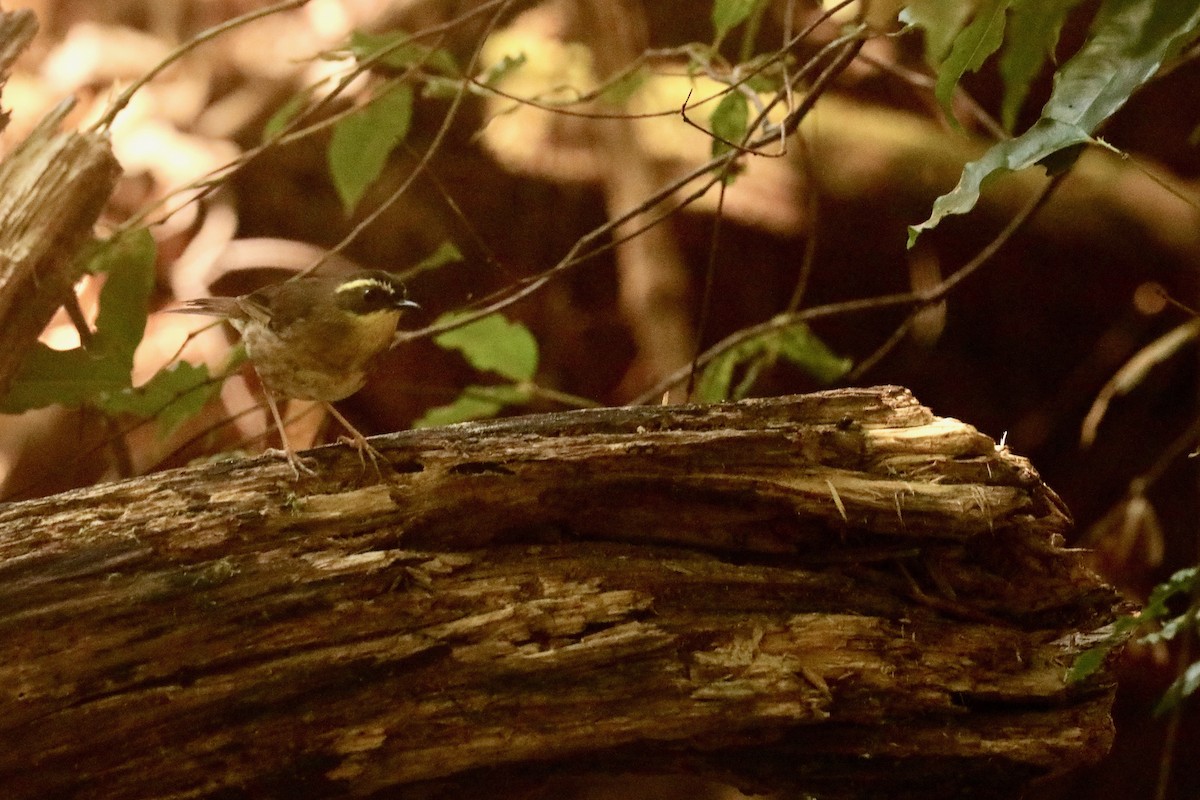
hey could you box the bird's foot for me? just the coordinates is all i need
[262,447,318,479]
[336,433,388,479]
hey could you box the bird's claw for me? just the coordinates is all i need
[262,447,318,479]
[336,434,388,479]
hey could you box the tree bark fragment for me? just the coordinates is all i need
[0,15,122,394]
[0,387,1124,799]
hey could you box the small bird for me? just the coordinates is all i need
[175,270,420,477]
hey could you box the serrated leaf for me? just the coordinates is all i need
[434,313,539,382]
[413,384,531,428]
[1066,614,1141,683]
[934,0,1010,122]
[911,0,1200,245]
[710,90,749,159]
[998,0,1086,131]
[328,83,414,215]
[98,355,240,438]
[1141,608,1199,646]
[712,0,768,44]
[349,30,459,75]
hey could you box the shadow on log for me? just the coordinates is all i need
[0,386,1125,799]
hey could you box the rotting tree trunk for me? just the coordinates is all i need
[0,387,1125,799]
[0,41,122,394]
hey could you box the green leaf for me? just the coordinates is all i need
[710,90,749,159]
[696,320,851,403]
[908,118,1090,246]
[696,340,753,403]
[1141,608,1199,646]
[776,322,854,383]
[99,360,222,437]
[328,83,414,215]
[1044,0,1200,133]
[599,64,647,105]
[92,227,157,357]
[1065,643,1112,684]
[1066,614,1142,683]
[998,0,1086,131]
[404,241,463,278]
[434,313,539,382]
[479,52,528,88]
[348,30,458,75]
[262,90,311,142]
[0,344,132,412]
[712,0,768,44]
[911,0,1200,245]
[1144,566,1199,619]
[934,0,1010,122]
[901,0,976,63]
[0,228,157,414]
[1154,660,1200,716]
[413,384,532,428]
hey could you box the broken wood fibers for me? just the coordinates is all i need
[0,387,1124,799]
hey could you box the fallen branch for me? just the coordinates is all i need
[0,386,1125,799]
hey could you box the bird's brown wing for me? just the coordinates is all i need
[247,279,323,333]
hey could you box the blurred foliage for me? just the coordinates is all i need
[697,320,851,403]
[1070,566,1200,717]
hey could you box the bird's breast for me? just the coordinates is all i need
[241,310,401,401]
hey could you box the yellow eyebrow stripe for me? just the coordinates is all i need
[336,278,392,294]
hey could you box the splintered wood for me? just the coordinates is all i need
[0,387,1125,800]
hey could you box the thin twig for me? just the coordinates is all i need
[628,172,1065,405]
[687,166,732,399]
[857,51,1008,141]
[397,29,870,346]
[297,0,517,279]
[843,313,917,382]
[63,294,93,348]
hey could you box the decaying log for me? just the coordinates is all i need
[0,9,122,394]
[0,386,1124,799]
[0,10,38,136]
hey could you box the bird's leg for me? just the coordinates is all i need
[262,392,317,478]
[323,402,388,478]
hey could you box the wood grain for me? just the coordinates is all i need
[0,387,1125,799]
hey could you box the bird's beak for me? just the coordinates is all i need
[396,299,421,311]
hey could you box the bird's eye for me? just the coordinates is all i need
[363,286,385,304]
